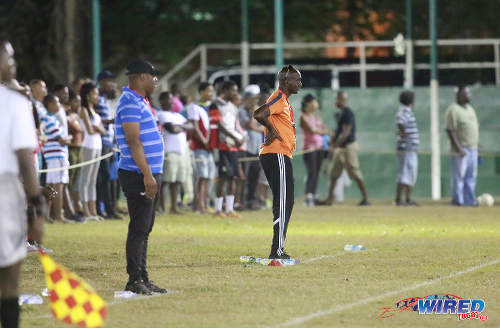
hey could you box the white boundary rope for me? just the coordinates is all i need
[37,146,500,172]
[38,150,117,173]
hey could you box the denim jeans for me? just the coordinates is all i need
[450,147,478,206]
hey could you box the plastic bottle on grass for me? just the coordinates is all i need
[240,256,256,263]
[344,244,365,252]
[114,291,137,299]
[18,294,43,305]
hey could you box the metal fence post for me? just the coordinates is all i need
[404,40,414,88]
[494,41,500,86]
[201,44,207,82]
[359,44,366,89]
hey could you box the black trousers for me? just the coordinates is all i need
[303,150,324,195]
[245,152,261,204]
[259,153,294,256]
[118,169,161,283]
[97,144,115,216]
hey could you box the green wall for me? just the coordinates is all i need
[288,86,500,199]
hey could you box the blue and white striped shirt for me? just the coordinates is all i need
[41,112,67,160]
[95,95,114,147]
[396,106,419,151]
[115,87,164,174]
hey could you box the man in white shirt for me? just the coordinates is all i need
[188,83,215,214]
[0,40,45,328]
[157,92,192,214]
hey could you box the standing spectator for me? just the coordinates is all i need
[300,94,329,206]
[79,83,106,220]
[445,85,479,206]
[233,93,247,210]
[212,80,243,218]
[177,95,195,207]
[198,81,214,110]
[53,84,69,137]
[395,91,419,206]
[115,59,166,295]
[70,76,91,96]
[95,70,121,219]
[29,79,48,119]
[54,84,81,221]
[189,83,215,214]
[322,91,370,206]
[170,83,184,113]
[238,84,264,210]
[157,92,192,214]
[254,65,302,259]
[0,40,45,328]
[256,83,272,209]
[67,92,84,215]
[41,95,72,222]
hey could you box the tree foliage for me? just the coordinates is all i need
[1,0,498,85]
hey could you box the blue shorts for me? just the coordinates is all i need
[396,151,418,186]
[193,149,215,180]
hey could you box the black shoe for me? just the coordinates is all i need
[269,251,291,260]
[68,214,86,223]
[144,280,168,294]
[125,280,153,295]
[406,200,420,206]
[358,199,371,206]
[395,200,407,206]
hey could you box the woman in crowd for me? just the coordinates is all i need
[79,82,106,220]
[300,94,329,206]
[67,91,84,215]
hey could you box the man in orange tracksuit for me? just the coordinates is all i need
[254,65,302,259]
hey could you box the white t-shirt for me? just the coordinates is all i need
[0,85,38,175]
[81,111,103,150]
[158,110,187,155]
[55,105,68,137]
[187,103,209,133]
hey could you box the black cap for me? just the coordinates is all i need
[97,70,116,81]
[126,59,161,76]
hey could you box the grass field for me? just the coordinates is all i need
[20,199,500,327]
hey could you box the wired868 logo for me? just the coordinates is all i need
[418,297,487,322]
[379,293,488,322]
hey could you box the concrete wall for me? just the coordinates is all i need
[287,86,500,199]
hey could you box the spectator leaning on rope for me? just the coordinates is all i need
[41,95,73,222]
[212,80,244,218]
[115,59,167,295]
[67,91,84,214]
[79,82,106,220]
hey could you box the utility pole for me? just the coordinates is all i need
[241,0,249,88]
[92,0,102,79]
[405,0,413,88]
[274,0,284,77]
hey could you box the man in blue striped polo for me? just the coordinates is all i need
[115,59,166,295]
[395,90,419,206]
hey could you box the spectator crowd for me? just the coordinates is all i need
[5,68,481,228]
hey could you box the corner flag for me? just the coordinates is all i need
[39,252,107,327]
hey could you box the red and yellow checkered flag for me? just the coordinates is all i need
[39,252,107,327]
